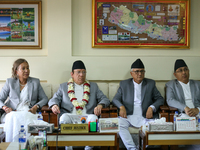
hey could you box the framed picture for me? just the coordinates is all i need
[0,1,42,49]
[99,118,119,133]
[92,0,190,49]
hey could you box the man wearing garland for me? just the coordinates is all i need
[48,60,110,150]
[112,59,164,150]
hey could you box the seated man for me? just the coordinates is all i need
[166,59,200,116]
[112,59,164,150]
[48,60,110,150]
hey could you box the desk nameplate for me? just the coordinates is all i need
[61,124,88,133]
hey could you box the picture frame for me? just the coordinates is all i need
[0,1,42,49]
[92,0,190,49]
[99,118,119,133]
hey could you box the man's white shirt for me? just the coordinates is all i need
[126,80,155,127]
[178,81,200,112]
[71,83,87,115]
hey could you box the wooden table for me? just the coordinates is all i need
[139,130,200,150]
[0,142,9,150]
[45,132,119,150]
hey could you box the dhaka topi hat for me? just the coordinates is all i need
[72,60,86,71]
[131,59,145,69]
[174,59,187,72]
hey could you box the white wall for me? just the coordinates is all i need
[0,0,199,84]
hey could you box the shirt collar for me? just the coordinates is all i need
[178,80,190,86]
[132,79,143,86]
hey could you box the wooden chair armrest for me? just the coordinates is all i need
[101,107,110,111]
[169,106,178,111]
[109,106,118,111]
[41,105,58,127]
[168,107,178,122]
[109,105,118,118]
[101,107,110,118]
[109,102,118,110]
[160,105,169,110]
[159,105,169,111]
[41,105,52,113]
[159,105,170,122]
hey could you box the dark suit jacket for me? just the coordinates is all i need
[48,81,110,116]
[112,78,164,118]
[0,77,48,110]
[166,79,200,112]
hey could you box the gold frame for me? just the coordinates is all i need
[92,0,190,49]
[0,0,42,49]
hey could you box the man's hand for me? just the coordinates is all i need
[52,105,60,115]
[2,106,12,114]
[146,107,153,119]
[29,105,38,114]
[94,105,103,116]
[185,106,199,117]
[185,106,190,115]
[119,106,127,118]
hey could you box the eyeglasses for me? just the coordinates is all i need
[74,71,86,75]
[175,68,189,73]
[131,70,145,74]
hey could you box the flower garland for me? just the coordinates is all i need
[67,78,90,115]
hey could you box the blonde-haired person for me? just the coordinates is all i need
[0,58,48,142]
